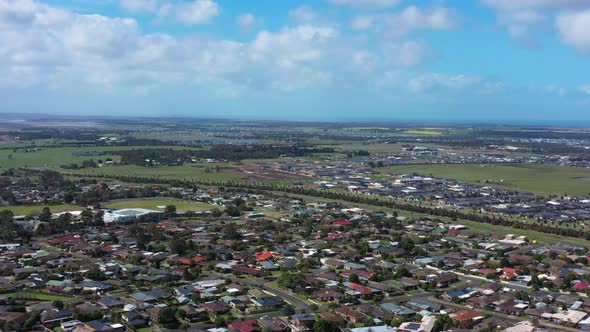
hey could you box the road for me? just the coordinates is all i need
[208,272,312,313]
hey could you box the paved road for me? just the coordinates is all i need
[209,272,312,312]
[538,321,586,332]
[426,296,523,325]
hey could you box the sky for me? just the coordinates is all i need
[1,0,590,123]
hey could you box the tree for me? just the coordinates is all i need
[164,205,177,217]
[85,266,106,281]
[211,208,223,218]
[314,319,339,332]
[52,300,64,310]
[80,209,93,226]
[224,205,241,217]
[348,273,361,284]
[282,304,295,316]
[223,223,241,240]
[214,315,225,328]
[39,207,52,222]
[93,210,105,226]
[433,315,455,332]
[158,307,181,329]
[394,267,410,279]
[169,237,188,255]
[499,258,510,268]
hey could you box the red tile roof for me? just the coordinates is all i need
[48,235,82,244]
[333,220,353,226]
[573,282,590,290]
[228,319,259,332]
[450,310,483,322]
[255,252,273,262]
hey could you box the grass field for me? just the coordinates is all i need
[105,198,218,212]
[0,145,202,169]
[67,163,244,182]
[0,292,73,301]
[0,204,81,216]
[380,163,590,196]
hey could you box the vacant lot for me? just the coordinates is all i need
[380,163,590,196]
[229,164,309,182]
[105,198,217,212]
[66,163,243,182]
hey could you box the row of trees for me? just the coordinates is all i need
[112,145,336,166]
[61,172,590,240]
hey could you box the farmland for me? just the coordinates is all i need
[379,163,590,196]
[0,146,201,169]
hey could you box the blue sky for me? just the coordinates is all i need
[1,0,590,123]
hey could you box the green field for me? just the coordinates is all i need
[0,204,81,216]
[0,292,73,301]
[380,163,590,196]
[105,198,218,212]
[0,146,202,169]
[68,164,243,182]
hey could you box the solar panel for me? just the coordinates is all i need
[407,322,421,330]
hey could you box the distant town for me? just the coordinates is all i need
[2,116,590,331]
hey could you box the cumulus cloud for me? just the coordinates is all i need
[382,6,455,37]
[329,0,402,8]
[556,10,590,54]
[544,85,568,96]
[119,0,158,13]
[383,41,431,67]
[288,6,318,23]
[237,13,258,30]
[0,0,386,94]
[118,0,220,25]
[0,0,505,101]
[350,15,374,30]
[159,0,220,25]
[408,73,483,92]
[482,0,587,10]
[483,0,590,47]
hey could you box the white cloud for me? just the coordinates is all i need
[409,73,483,92]
[382,6,455,37]
[159,0,220,25]
[118,0,220,25]
[0,0,505,100]
[288,6,318,22]
[329,0,402,8]
[498,9,546,45]
[483,0,590,47]
[483,0,587,10]
[350,15,374,30]
[383,41,430,67]
[237,13,257,30]
[580,85,590,95]
[119,0,158,13]
[544,85,568,96]
[556,10,590,54]
[352,51,378,73]
[0,0,368,93]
